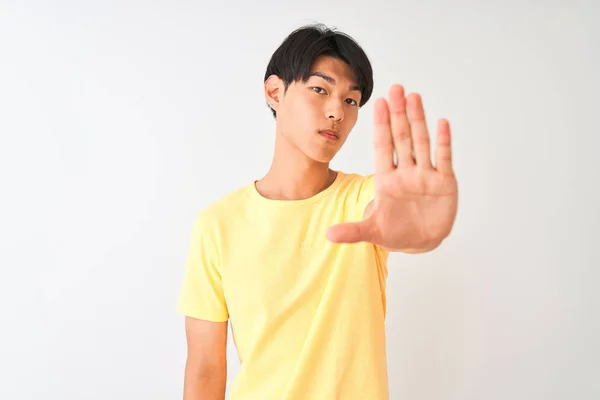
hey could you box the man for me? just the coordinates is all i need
[176,23,458,399]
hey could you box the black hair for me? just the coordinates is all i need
[264,23,374,118]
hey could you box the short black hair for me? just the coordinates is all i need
[264,23,374,118]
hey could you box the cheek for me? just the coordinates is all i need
[342,110,358,127]
[292,95,322,124]
[297,93,320,110]
[337,116,357,140]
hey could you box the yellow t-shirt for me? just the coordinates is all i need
[176,171,390,399]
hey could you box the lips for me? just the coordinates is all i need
[319,130,339,141]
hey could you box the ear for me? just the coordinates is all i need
[264,74,283,111]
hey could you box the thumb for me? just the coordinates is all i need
[326,220,376,244]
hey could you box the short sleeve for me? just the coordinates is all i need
[352,173,390,259]
[354,173,376,220]
[176,211,229,322]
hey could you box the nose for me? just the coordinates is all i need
[326,99,344,122]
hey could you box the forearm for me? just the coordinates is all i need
[183,364,226,400]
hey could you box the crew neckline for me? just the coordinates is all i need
[246,170,345,207]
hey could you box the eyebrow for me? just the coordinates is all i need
[308,72,361,92]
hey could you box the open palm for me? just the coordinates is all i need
[328,84,458,251]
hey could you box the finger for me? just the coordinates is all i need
[388,84,414,169]
[326,220,376,244]
[435,119,453,174]
[373,98,395,173]
[406,93,432,169]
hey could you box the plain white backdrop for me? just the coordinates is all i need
[1,1,598,399]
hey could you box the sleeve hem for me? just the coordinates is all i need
[176,304,229,323]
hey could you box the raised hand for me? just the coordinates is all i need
[327,84,458,251]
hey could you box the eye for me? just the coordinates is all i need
[346,98,359,106]
[311,86,327,94]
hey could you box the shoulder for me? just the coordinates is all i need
[336,170,375,198]
[191,182,254,233]
[332,171,376,220]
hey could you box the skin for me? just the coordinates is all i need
[258,55,361,201]
[263,54,458,252]
[182,317,227,399]
[327,84,458,252]
[182,54,459,399]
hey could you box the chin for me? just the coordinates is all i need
[306,148,338,163]
[298,134,344,163]
[311,155,335,163]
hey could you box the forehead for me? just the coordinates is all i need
[308,55,358,84]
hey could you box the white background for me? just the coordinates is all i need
[1,1,599,399]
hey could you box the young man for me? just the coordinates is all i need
[176,23,458,400]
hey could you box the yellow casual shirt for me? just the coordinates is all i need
[176,171,390,399]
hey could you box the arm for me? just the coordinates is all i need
[183,316,228,400]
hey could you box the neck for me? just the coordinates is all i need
[256,132,337,201]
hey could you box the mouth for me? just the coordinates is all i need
[318,130,339,141]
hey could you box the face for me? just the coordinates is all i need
[265,55,362,163]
